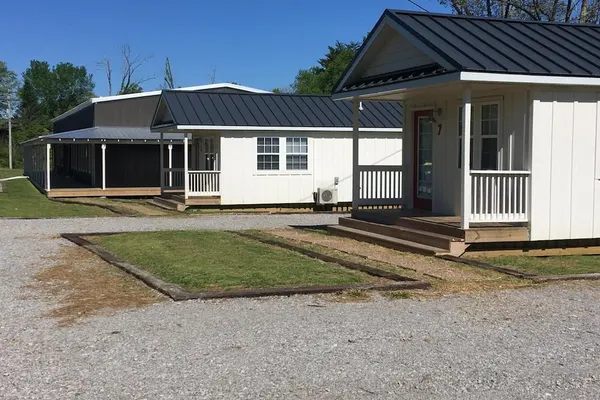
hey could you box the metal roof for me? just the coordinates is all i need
[154,91,403,129]
[389,10,600,76]
[52,83,271,123]
[337,10,600,93]
[21,126,184,145]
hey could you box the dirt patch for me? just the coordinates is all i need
[266,228,499,282]
[27,245,165,326]
[62,198,169,216]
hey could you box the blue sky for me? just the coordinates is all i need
[2,0,448,96]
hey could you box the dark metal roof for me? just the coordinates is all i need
[154,91,403,129]
[337,10,600,93]
[22,127,184,145]
[343,63,449,92]
[388,10,600,76]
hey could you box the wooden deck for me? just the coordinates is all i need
[353,209,529,244]
[47,187,161,198]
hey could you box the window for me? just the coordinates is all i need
[458,103,499,170]
[286,137,308,170]
[480,104,498,170]
[257,137,279,170]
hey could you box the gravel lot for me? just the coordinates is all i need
[1,215,600,399]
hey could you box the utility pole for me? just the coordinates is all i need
[7,96,12,169]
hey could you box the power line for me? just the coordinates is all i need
[407,0,430,12]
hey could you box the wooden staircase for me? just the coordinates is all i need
[148,194,221,212]
[328,217,469,256]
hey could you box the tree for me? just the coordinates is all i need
[98,45,153,95]
[0,61,19,168]
[439,0,600,23]
[18,61,94,128]
[292,40,361,95]
[162,57,175,89]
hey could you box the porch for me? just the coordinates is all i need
[157,133,222,209]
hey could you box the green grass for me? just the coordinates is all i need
[90,231,375,291]
[0,179,114,218]
[0,168,24,179]
[483,255,600,276]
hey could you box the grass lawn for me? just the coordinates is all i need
[89,231,376,291]
[0,168,24,179]
[482,255,600,276]
[0,179,114,218]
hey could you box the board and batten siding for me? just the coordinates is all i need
[403,87,530,216]
[530,90,600,240]
[219,132,402,206]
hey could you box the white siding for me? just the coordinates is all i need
[219,131,402,206]
[348,25,434,84]
[530,90,600,240]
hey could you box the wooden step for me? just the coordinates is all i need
[328,225,447,256]
[339,217,466,255]
[394,217,465,239]
[171,195,221,206]
[149,197,186,212]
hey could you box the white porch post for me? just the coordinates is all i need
[351,98,360,211]
[168,144,173,187]
[461,86,472,230]
[101,144,107,190]
[45,143,51,191]
[183,134,189,199]
[159,132,164,192]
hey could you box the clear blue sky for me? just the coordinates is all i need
[2,0,448,96]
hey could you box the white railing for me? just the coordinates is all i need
[470,170,530,223]
[188,170,220,196]
[163,168,185,190]
[357,165,402,206]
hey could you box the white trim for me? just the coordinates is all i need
[45,143,51,191]
[183,135,189,199]
[461,71,600,86]
[101,144,106,190]
[461,86,472,230]
[51,83,271,122]
[171,125,402,133]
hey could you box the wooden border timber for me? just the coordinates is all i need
[61,232,430,301]
[233,231,423,283]
[438,254,600,282]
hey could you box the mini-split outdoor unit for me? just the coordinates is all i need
[316,187,338,205]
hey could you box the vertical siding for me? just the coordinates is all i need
[531,90,600,240]
[219,131,402,206]
[594,93,600,237]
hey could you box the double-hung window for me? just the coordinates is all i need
[458,102,500,170]
[286,137,308,170]
[257,137,279,170]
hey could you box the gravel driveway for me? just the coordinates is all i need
[1,215,600,399]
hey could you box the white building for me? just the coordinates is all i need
[151,91,403,209]
[330,10,600,254]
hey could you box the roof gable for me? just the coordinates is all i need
[335,10,600,95]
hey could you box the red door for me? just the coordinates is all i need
[413,110,434,211]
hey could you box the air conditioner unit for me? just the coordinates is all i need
[316,187,338,205]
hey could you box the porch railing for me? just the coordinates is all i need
[357,165,402,206]
[189,170,220,196]
[163,168,185,190]
[470,170,530,223]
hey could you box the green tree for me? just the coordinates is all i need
[440,0,600,23]
[292,40,361,95]
[119,82,143,94]
[0,61,19,168]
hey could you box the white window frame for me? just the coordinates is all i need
[285,137,309,171]
[256,137,280,171]
[458,100,502,170]
[254,136,311,175]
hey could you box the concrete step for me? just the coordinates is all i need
[328,225,447,256]
[339,217,466,254]
[149,197,187,212]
